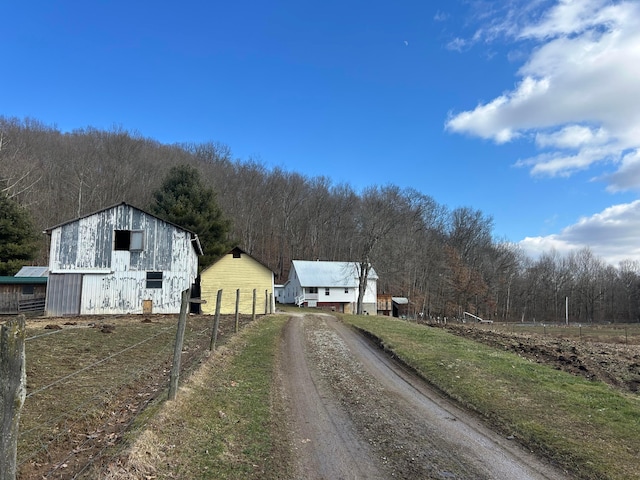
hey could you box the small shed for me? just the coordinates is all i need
[392,297,409,318]
[200,247,275,315]
[44,203,202,316]
[0,276,48,315]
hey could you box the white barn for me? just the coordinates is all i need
[44,203,202,316]
[283,260,378,314]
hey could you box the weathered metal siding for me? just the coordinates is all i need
[47,204,198,315]
[45,274,82,316]
[79,271,188,315]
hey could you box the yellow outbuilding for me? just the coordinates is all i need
[200,247,275,315]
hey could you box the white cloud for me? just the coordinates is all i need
[445,0,640,190]
[603,150,640,192]
[535,125,609,149]
[433,10,449,22]
[446,37,468,52]
[520,200,640,264]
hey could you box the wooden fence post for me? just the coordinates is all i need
[1,315,26,480]
[168,289,190,401]
[265,289,268,314]
[235,289,240,333]
[252,289,257,323]
[209,289,223,351]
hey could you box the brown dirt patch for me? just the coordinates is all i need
[439,323,640,394]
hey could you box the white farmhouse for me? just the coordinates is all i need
[283,260,378,314]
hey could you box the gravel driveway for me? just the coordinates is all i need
[276,313,570,479]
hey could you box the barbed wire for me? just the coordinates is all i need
[25,325,175,399]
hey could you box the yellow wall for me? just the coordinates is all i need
[200,251,274,315]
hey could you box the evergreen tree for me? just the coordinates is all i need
[0,191,40,275]
[150,164,232,268]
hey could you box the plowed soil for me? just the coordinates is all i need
[440,323,640,394]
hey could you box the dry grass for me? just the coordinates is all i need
[102,314,291,480]
[15,314,251,479]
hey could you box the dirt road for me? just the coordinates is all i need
[277,313,570,480]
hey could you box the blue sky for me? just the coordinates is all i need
[4,0,640,264]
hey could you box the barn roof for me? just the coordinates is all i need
[292,260,378,288]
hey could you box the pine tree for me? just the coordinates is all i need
[150,165,232,268]
[0,191,40,275]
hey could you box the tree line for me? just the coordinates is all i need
[1,116,639,323]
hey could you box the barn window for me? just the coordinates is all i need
[114,230,144,251]
[233,250,241,258]
[22,285,34,295]
[146,271,163,289]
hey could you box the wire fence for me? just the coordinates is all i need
[470,321,640,345]
[7,310,255,480]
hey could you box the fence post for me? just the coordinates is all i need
[269,293,273,314]
[265,289,268,314]
[1,315,26,480]
[168,289,191,401]
[235,289,240,333]
[209,289,223,351]
[252,289,257,323]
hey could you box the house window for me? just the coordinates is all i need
[233,250,241,258]
[307,287,318,294]
[325,288,330,296]
[146,271,163,289]
[345,288,349,294]
[114,230,144,251]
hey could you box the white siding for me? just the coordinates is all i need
[46,203,199,315]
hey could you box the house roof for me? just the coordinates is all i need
[292,260,378,288]
[15,266,49,277]
[43,202,203,255]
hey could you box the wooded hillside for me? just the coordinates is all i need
[2,116,639,323]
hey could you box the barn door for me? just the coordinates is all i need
[45,274,82,316]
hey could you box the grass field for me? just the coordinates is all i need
[12,311,640,479]
[344,314,640,480]
[15,314,249,479]
[106,314,291,480]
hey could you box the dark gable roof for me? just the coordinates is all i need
[43,202,203,255]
